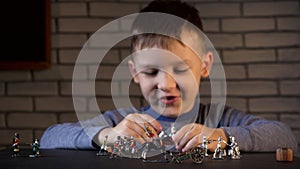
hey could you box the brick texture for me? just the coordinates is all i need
[222,18,275,32]
[52,2,87,17]
[244,1,299,16]
[195,3,240,17]
[0,113,5,127]
[7,113,57,128]
[59,18,113,33]
[0,83,4,95]
[0,71,31,81]
[0,0,299,149]
[90,2,140,17]
[280,81,300,95]
[246,33,300,47]
[249,98,300,112]
[248,64,300,79]
[7,82,58,96]
[0,97,33,111]
[278,48,300,62]
[223,49,276,63]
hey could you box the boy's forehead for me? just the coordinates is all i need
[132,47,197,68]
[132,27,206,58]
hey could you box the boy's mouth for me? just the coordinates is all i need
[159,95,179,104]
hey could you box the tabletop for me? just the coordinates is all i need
[1,148,299,169]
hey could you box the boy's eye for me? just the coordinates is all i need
[141,68,158,76]
[174,66,189,73]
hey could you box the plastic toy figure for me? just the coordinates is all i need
[213,136,226,159]
[29,139,40,157]
[12,133,20,157]
[171,147,204,164]
[227,136,241,159]
[97,135,109,156]
[201,136,209,157]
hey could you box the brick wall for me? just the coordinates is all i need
[0,0,299,149]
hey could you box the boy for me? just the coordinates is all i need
[40,0,297,154]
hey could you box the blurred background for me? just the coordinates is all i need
[0,0,299,151]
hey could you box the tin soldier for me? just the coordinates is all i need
[129,136,138,158]
[110,138,121,159]
[169,123,176,137]
[12,133,20,157]
[213,136,226,159]
[228,136,241,159]
[201,136,209,157]
[32,139,40,157]
[29,139,40,157]
[97,135,108,156]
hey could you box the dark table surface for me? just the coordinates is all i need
[1,148,299,169]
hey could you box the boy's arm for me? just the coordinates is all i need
[40,122,107,149]
[220,107,298,152]
[40,108,136,149]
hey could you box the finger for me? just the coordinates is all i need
[182,135,201,152]
[172,124,194,147]
[140,114,162,132]
[132,114,160,138]
[176,127,196,150]
[128,120,152,140]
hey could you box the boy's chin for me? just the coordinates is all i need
[156,107,182,118]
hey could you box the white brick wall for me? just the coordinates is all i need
[0,0,299,148]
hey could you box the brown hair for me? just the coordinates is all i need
[131,0,204,52]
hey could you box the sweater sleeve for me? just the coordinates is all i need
[40,108,136,149]
[220,107,298,152]
[40,115,111,149]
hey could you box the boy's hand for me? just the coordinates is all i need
[97,114,162,145]
[172,123,228,152]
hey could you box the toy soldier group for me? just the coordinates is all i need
[11,133,40,158]
[201,135,241,160]
[170,135,241,164]
[110,135,138,159]
[97,135,138,159]
[97,124,240,163]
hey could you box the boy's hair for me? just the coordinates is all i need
[131,0,204,52]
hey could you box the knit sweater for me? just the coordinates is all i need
[40,103,298,152]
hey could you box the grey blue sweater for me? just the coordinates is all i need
[40,103,298,152]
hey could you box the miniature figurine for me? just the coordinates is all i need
[171,147,204,164]
[129,136,138,158]
[110,136,121,159]
[97,135,109,156]
[144,124,155,138]
[227,136,241,159]
[123,136,130,153]
[169,123,176,137]
[12,133,20,157]
[201,136,209,157]
[29,139,40,157]
[213,136,226,159]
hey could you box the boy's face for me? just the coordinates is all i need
[129,41,213,118]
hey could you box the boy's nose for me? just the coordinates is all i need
[157,72,176,91]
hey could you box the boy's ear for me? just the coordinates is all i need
[128,60,140,83]
[201,51,214,78]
